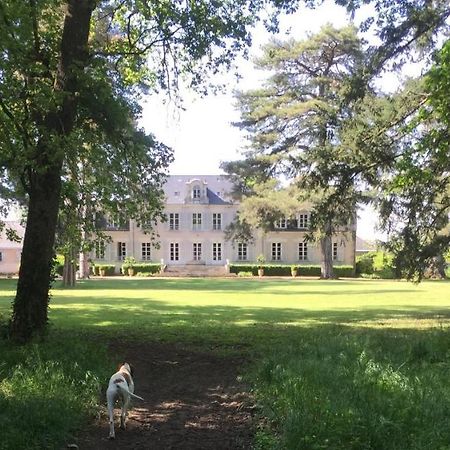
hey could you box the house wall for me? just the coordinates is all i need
[90,175,357,272]
[0,248,21,274]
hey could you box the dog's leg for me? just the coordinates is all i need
[106,388,116,439]
[120,395,130,430]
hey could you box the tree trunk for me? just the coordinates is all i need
[9,0,95,342]
[63,248,77,287]
[78,251,90,279]
[320,234,335,279]
[10,167,62,341]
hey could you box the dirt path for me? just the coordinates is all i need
[72,342,255,449]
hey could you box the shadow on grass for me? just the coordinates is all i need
[48,295,450,340]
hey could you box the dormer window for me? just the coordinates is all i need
[192,186,201,200]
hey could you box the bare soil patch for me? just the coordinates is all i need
[72,341,255,449]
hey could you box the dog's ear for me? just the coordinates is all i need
[118,362,125,371]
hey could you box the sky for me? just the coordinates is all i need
[140,1,388,240]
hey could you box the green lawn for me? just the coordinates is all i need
[1,277,450,449]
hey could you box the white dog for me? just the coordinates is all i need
[106,362,144,439]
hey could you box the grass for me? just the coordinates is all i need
[1,277,450,449]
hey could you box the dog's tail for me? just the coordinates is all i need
[129,391,145,401]
[116,383,145,401]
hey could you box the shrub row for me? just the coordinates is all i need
[92,264,116,276]
[229,264,355,277]
[121,263,162,275]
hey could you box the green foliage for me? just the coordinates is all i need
[125,263,162,275]
[356,251,396,279]
[92,264,116,276]
[0,333,110,450]
[52,254,65,277]
[237,271,254,277]
[230,264,354,277]
[250,328,450,450]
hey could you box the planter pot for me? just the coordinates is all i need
[291,270,298,278]
[128,268,135,276]
[100,269,106,277]
[258,268,264,278]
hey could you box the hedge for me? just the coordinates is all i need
[229,264,354,277]
[121,263,162,275]
[92,264,116,276]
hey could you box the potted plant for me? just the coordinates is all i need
[123,256,137,276]
[256,254,266,277]
[291,264,298,277]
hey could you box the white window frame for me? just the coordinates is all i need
[192,186,201,199]
[95,241,105,259]
[271,242,282,261]
[169,213,179,230]
[170,242,179,261]
[275,218,288,229]
[297,214,309,229]
[141,242,152,261]
[298,241,308,261]
[237,242,248,261]
[212,242,222,261]
[212,213,222,230]
[193,242,202,261]
[117,242,126,261]
[192,213,202,230]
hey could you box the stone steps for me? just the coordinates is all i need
[161,264,228,277]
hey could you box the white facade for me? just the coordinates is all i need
[0,221,24,275]
[91,175,356,272]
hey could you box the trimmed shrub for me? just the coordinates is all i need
[229,264,354,277]
[93,264,116,276]
[132,263,161,274]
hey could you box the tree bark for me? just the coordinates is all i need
[10,167,62,340]
[320,234,335,279]
[320,218,335,279]
[10,0,95,342]
[63,249,77,287]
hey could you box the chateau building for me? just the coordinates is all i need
[91,175,356,273]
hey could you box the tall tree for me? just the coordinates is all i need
[0,0,307,342]
[225,25,364,277]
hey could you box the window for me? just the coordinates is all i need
[192,186,201,199]
[298,241,308,261]
[170,243,179,261]
[106,215,129,230]
[0,252,2,262]
[193,242,202,261]
[95,241,105,259]
[297,214,309,229]
[333,242,338,261]
[141,242,151,261]
[212,242,222,261]
[237,243,248,261]
[192,213,202,230]
[271,242,282,261]
[117,242,126,261]
[169,213,179,230]
[212,213,222,230]
[275,218,287,229]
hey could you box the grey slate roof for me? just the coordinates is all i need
[164,175,235,205]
